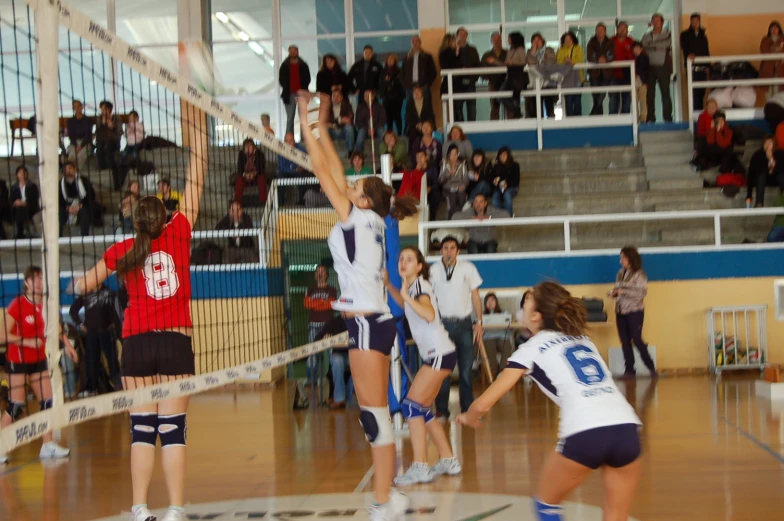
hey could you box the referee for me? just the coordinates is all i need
[430,236,484,418]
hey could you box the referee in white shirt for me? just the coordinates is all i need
[430,236,484,418]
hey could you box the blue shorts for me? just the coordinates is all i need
[345,313,397,356]
[423,352,457,371]
[557,423,641,469]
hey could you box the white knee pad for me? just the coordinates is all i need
[359,406,393,447]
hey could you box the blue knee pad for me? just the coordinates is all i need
[534,498,563,521]
[39,398,53,411]
[6,401,25,420]
[401,398,435,423]
[130,413,158,447]
[158,414,187,448]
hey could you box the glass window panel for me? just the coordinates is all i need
[282,38,348,91]
[353,0,417,32]
[116,2,178,45]
[621,0,673,17]
[68,0,108,25]
[522,25,561,49]
[448,0,502,26]
[282,0,346,37]
[352,35,414,65]
[211,0,274,41]
[462,29,495,52]
[565,0,618,20]
[567,21,617,47]
[213,42,277,96]
[505,0,557,23]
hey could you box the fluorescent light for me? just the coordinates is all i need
[248,42,265,55]
[238,31,250,41]
[215,12,229,23]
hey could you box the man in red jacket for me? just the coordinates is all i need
[610,21,635,114]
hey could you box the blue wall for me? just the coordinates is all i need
[467,125,634,151]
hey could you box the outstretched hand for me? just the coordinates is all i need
[456,413,482,429]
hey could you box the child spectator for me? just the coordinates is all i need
[705,111,737,173]
[398,150,428,199]
[346,152,373,176]
[692,99,719,170]
[632,42,650,123]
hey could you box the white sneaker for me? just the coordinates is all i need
[369,501,394,521]
[161,508,187,521]
[39,442,70,459]
[394,462,435,486]
[431,457,462,476]
[130,506,157,521]
[388,489,410,520]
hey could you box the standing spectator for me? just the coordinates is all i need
[452,194,508,254]
[748,136,784,207]
[58,161,94,237]
[500,32,528,119]
[642,14,673,122]
[261,113,274,136]
[121,110,144,166]
[430,237,484,418]
[401,35,437,104]
[442,125,473,161]
[454,27,481,122]
[215,201,258,264]
[760,21,784,96]
[632,42,650,123]
[439,34,461,106]
[587,23,616,115]
[304,265,337,385]
[405,84,435,144]
[316,54,350,97]
[348,45,383,104]
[610,21,635,114]
[609,246,657,379]
[439,144,469,219]
[379,54,405,135]
[354,91,386,156]
[490,146,520,217]
[481,32,508,121]
[379,130,408,171]
[467,149,493,200]
[346,153,373,176]
[525,33,558,119]
[10,165,40,239]
[556,31,585,117]
[234,138,268,206]
[326,89,355,157]
[66,99,93,168]
[279,45,311,135]
[96,100,123,190]
[119,181,140,234]
[680,13,710,111]
[481,293,514,377]
[156,177,181,219]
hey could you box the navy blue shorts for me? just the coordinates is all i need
[557,423,641,469]
[423,352,457,371]
[345,313,397,356]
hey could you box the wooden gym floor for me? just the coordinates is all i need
[1,375,783,521]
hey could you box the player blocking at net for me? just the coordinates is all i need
[297,89,418,521]
[458,282,643,521]
[73,112,207,521]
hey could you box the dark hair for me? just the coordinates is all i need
[440,236,460,249]
[72,99,82,106]
[158,177,171,188]
[769,21,783,38]
[632,41,643,50]
[617,20,628,28]
[690,12,701,20]
[620,245,642,272]
[763,134,776,146]
[350,151,364,163]
[63,160,77,171]
[484,292,502,314]
[472,149,486,163]
[531,32,545,45]
[360,177,418,221]
[595,22,606,30]
[532,282,587,337]
[115,196,167,277]
[520,290,532,308]
[497,146,513,164]
[24,265,42,282]
[401,246,430,280]
[651,13,664,23]
[315,263,329,273]
[129,110,139,118]
[15,165,29,178]
[508,31,525,49]
[363,45,373,52]
[560,31,579,46]
[102,100,114,112]
[447,144,459,158]
[714,110,726,121]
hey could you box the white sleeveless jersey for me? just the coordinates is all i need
[405,277,456,361]
[327,207,390,314]
[508,330,640,438]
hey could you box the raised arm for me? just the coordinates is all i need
[180,108,209,228]
[314,93,349,195]
[73,260,112,296]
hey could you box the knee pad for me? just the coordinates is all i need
[6,401,25,421]
[158,414,187,448]
[534,498,563,521]
[39,398,53,411]
[401,398,435,423]
[130,413,158,447]
[359,406,393,447]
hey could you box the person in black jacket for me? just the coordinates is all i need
[439,33,461,99]
[10,165,40,239]
[70,283,120,395]
[680,13,711,111]
[279,45,311,135]
[401,36,437,103]
[215,201,258,264]
[455,27,482,122]
[405,84,435,144]
[348,45,383,104]
[58,161,95,237]
[234,138,269,206]
[316,54,350,97]
[379,53,405,134]
[490,146,520,216]
[747,136,784,207]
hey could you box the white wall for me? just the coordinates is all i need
[682,0,784,16]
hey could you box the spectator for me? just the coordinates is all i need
[680,13,710,111]
[215,201,258,264]
[379,130,408,171]
[442,125,473,161]
[467,149,493,200]
[760,21,784,96]
[96,100,123,190]
[452,194,509,254]
[398,149,428,199]
[0,177,7,240]
[348,45,383,103]
[156,177,181,218]
[481,293,514,377]
[766,191,784,242]
[315,317,353,409]
[610,21,634,115]
[58,161,94,237]
[748,136,784,207]
[499,31,528,119]
[491,146,520,216]
[326,89,355,157]
[439,144,469,219]
[121,110,144,166]
[346,153,373,176]
[234,138,268,206]
[404,84,435,144]
[705,111,736,172]
[525,33,558,119]
[354,90,386,155]
[556,31,585,117]
[66,99,93,168]
[304,265,337,386]
[438,33,461,105]
[454,27,481,122]
[401,35,437,103]
[10,165,40,239]
[410,120,442,170]
[261,113,274,135]
[379,53,405,135]
[692,99,719,170]
[277,132,307,179]
[316,54,350,98]
[119,180,140,234]
[587,23,616,115]
[481,32,508,121]
[642,14,673,122]
[279,45,311,135]
[632,42,650,123]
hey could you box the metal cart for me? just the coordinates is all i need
[707,305,768,376]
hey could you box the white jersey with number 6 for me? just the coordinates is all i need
[508,331,641,438]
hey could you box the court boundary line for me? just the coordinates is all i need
[354,466,375,493]
[722,416,784,465]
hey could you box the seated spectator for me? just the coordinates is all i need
[235,138,268,206]
[156,178,181,219]
[122,110,144,166]
[215,201,258,264]
[119,180,140,233]
[481,292,514,377]
[692,99,719,169]
[304,265,337,387]
[354,90,386,155]
[58,161,95,237]
[632,42,650,123]
[404,84,435,144]
[66,100,94,168]
[491,146,520,216]
[304,186,331,208]
[314,316,354,409]
[277,132,309,206]
[452,194,509,253]
[398,150,428,198]
[439,144,469,219]
[409,120,442,170]
[468,149,493,200]
[96,100,123,190]
[767,191,784,242]
[346,153,373,176]
[261,113,274,136]
[379,130,408,171]
[442,125,473,161]
[705,111,738,173]
[10,165,41,239]
[748,136,784,207]
[326,89,355,157]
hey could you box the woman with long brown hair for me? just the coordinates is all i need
[380,53,405,135]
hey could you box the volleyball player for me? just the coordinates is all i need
[458,282,642,521]
[0,266,77,464]
[297,90,417,521]
[73,120,206,521]
[385,247,461,485]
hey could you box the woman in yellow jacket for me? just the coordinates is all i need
[556,31,585,116]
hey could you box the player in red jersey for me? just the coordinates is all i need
[74,120,206,521]
[1,266,78,464]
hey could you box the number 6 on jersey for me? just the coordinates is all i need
[143,252,180,300]
[564,345,607,386]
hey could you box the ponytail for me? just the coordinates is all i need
[115,196,167,277]
[553,297,588,337]
[390,195,419,221]
[533,281,588,337]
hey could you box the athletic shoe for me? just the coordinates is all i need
[388,489,410,520]
[130,506,157,521]
[431,457,462,476]
[369,501,395,521]
[39,441,70,459]
[161,508,187,521]
[394,462,434,486]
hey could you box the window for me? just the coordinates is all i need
[353,0,417,32]
[353,35,412,66]
[505,0,557,23]
[115,2,178,45]
[214,42,278,96]
[281,0,346,37]
[621,0,674,17]
[211,0,274,41]
[564,0,617,20]
[448,0,502,26]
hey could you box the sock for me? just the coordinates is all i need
[131,504,147,513]
[534,498,563,521]
[168,506,185,512]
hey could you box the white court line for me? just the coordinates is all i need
[354,466,375,493]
